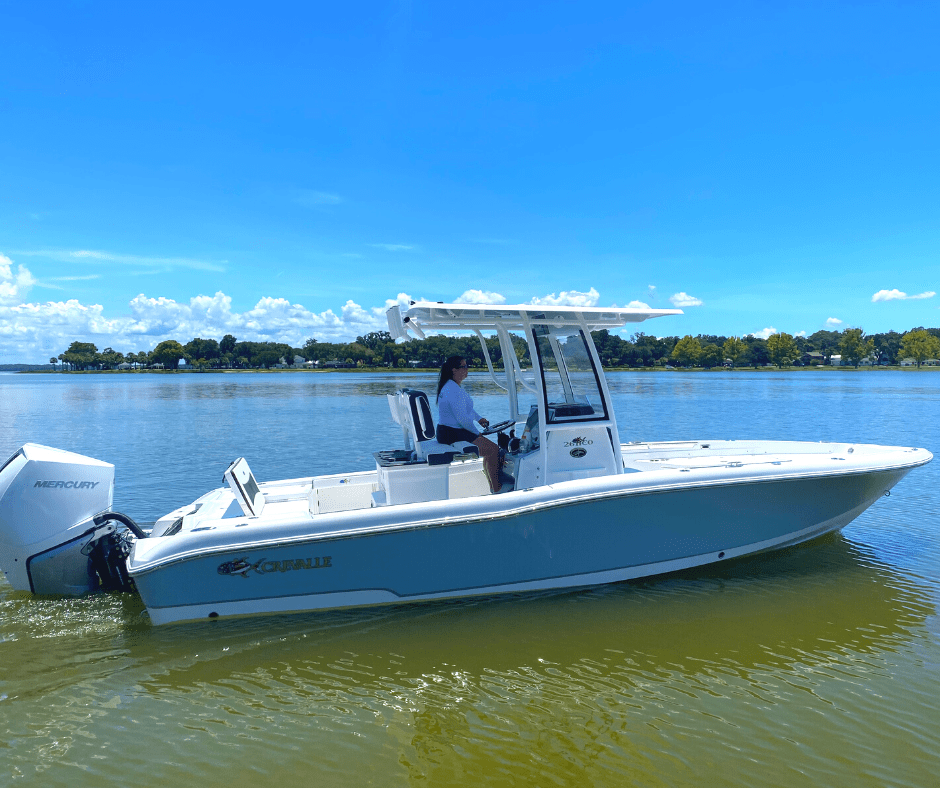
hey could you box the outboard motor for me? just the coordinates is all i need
[0,443,139,595]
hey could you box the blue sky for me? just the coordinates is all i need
[2,0,938,362]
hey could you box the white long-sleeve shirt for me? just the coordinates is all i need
[437,379,482,433]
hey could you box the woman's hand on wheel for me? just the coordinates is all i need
[480,419,515,436]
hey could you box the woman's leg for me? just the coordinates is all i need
[472,436,501,493]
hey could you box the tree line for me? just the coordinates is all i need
[51,326,940,372]
[601,327,940,368]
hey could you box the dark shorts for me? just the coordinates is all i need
[436,424,479,445]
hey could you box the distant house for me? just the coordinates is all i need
[899,358,916,367]
[116,362,133,370]
[275,355,307,368]
[829,354,842,367]
[802,351,826,366]
[924,359,939,367]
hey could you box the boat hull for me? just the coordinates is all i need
[131,464,913,625]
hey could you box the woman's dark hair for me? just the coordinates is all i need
[436,356,466,402]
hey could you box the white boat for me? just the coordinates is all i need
[0,301,932,624]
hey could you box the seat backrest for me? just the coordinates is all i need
[403,389,435,442]
[388,389,478,462]
[388,389,435,453]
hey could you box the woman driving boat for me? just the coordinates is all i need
[436,356,501,493]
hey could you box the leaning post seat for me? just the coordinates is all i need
[389,389,478,462]
[377,389,488,506]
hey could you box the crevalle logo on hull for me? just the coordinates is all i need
[218,556,332,578]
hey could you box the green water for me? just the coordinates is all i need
[1,372,938,786]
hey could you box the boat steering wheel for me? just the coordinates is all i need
[479,419,515,436]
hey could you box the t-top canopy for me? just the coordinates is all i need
[387,301,682,339]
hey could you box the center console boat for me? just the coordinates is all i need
[0,300,931,624]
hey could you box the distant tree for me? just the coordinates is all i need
[722,337,746,369]
[870,331,902,365]
[898,330,940,368]
[99,347,124,369]
[184,338,220,367]
[697,334,729,348]
[61,341,99,370]
[255,349,281,369]
[700,343,724,368]
[743,336,770,368]
[357,331,392,352]
[49,357,57,371]
[671,335,703,367]
[219,334,237,356]
[766,332,799,367]
[806,330,841,363]
[839,328,874,368]
[632,332,674,367]
[592,329,634,367]
[151,340,187,370]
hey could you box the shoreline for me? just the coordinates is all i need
[14,365,940,375]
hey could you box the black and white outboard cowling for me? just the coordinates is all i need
[0,443,139,595]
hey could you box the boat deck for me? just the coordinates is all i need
[148,439,930,545]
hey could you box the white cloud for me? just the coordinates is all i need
[647,285,657,300]
[0,297,390,364]
[669,292,703,307]
[625,300,651,309]
[528,288,600,307]
[0,300,122,350]
[295,190,343,207]
[368,243,415,252]
[379,292,416,313]
[14,248,226,272]
[0,254,36,305]
[339,299,375,326]
[795,330,807,337]
[749,327,778,339]
[454,289,506,305]
[826,317,843,327]
[871,289,935,302]
[0,270,676,363]
[0,252,404,360]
